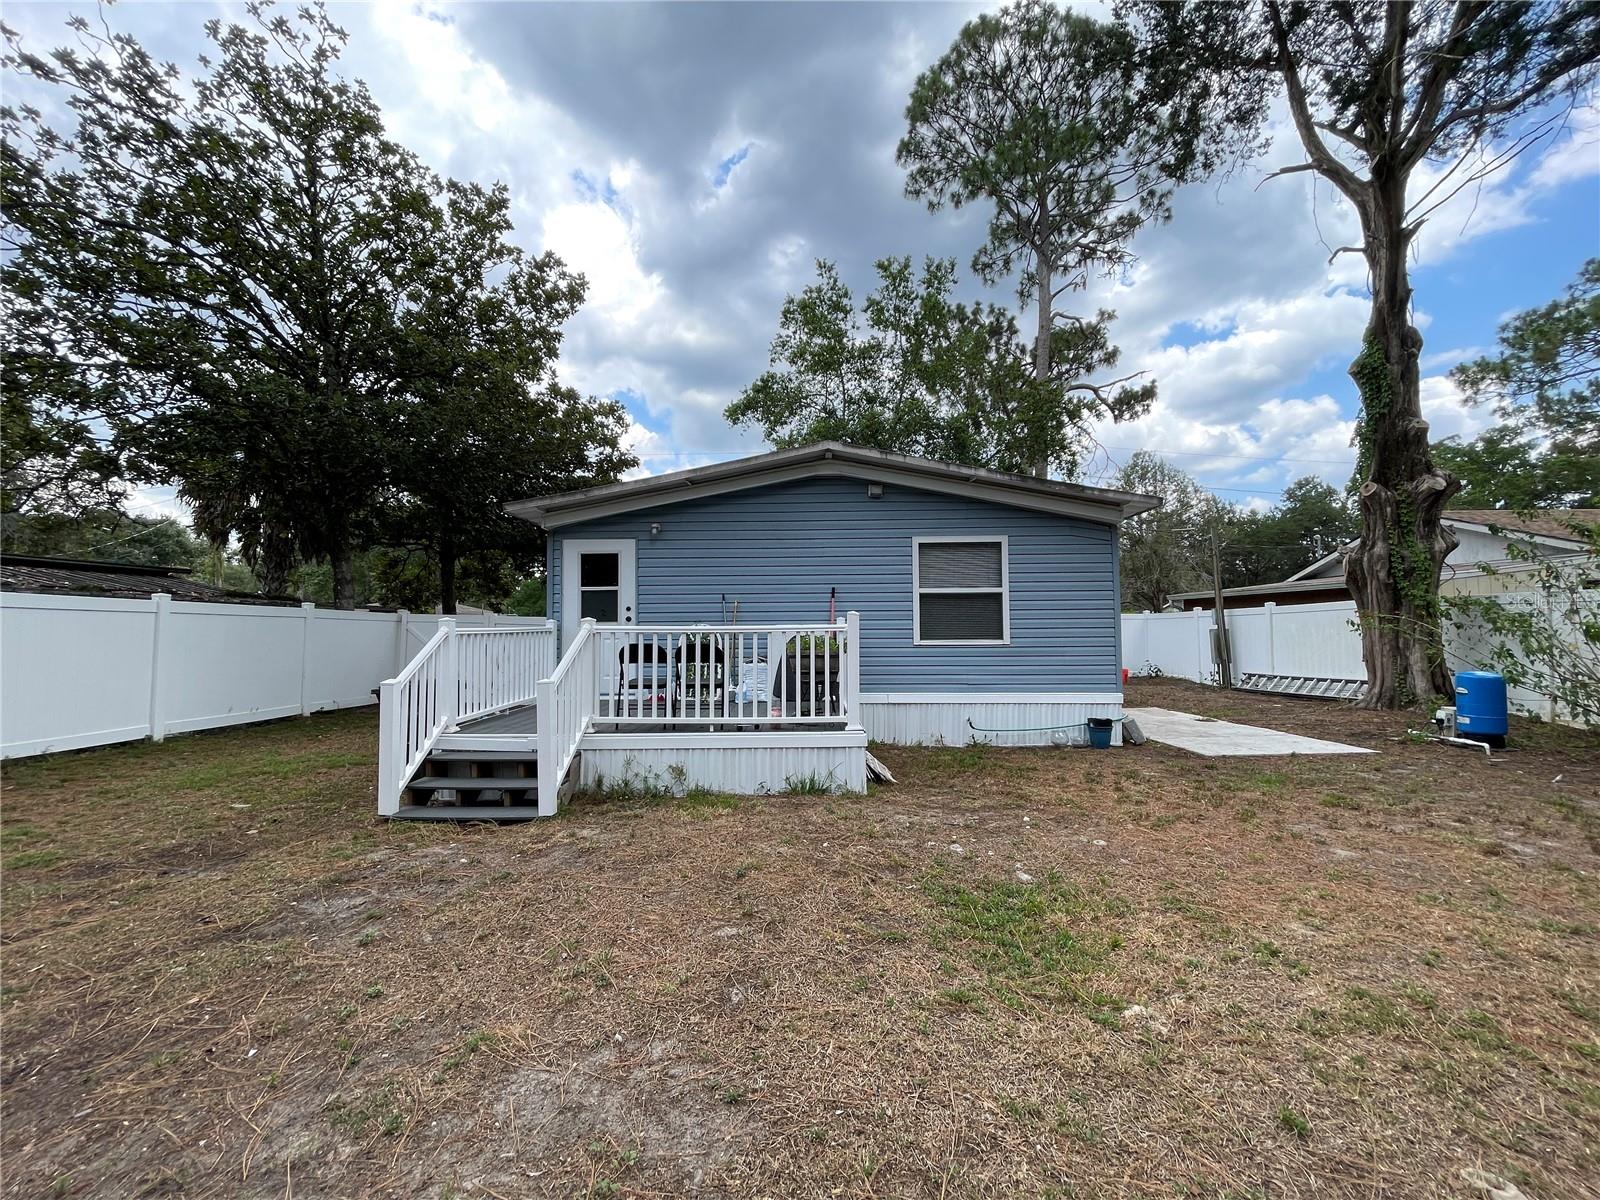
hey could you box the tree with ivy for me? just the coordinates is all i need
[898,2,1222,477]
[1435,258,1599,510]
[1125,1,1600,707]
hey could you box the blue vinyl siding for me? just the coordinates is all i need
[550,476,1121,693]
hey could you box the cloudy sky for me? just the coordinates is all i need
[9,0,1598,514]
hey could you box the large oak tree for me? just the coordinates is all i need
[1126,0,1600,706]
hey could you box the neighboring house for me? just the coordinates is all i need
[0,554,286,605]
[1167,510,1597,611]
[377,443,1156,819]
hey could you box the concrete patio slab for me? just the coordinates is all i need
[1125,707,1373,757]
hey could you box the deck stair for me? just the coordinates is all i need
[1238,672,1368,701]
[395,747,542,822]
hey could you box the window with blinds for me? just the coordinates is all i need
[913,537,1009,644]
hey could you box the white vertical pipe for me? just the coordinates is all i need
[148,593,171,743]
[845,611,861,727]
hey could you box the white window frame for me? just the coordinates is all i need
[912,535,1010,646]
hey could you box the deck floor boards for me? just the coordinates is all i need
[457,706,538,736]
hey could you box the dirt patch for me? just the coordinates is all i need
[2,697,1598,1198]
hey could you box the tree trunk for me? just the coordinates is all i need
[330,542,357,611]
[1032,260,1053,478]
[1343,175,1460,709]
[255,528,297,598]
[439,529,458,616]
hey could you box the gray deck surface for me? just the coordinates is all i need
[458,705,538,735]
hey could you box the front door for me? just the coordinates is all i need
[561,538,636,648]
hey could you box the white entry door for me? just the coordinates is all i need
[562,538,636,648]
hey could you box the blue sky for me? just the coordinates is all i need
[7,1,1598,518]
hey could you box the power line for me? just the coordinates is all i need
[1099,444,1356,467]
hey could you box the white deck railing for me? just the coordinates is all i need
[585,615,859,726]
[378,618,557,814]
[535,619,601,817]
[381,613,859,817]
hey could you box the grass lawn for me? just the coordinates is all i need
[2,679,1597,1199]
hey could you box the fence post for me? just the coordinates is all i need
[440,617,459,731]
[299,602,317,716]
[536,675,557,817]
[377,678,400,817]
[148,593,172,742]
[844,610,862,727]
[1263,602,1277,676]
[393,609,412,673]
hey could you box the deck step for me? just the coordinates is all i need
[394,805,540,822]
[407,775,535,791]
[425,749,539,762]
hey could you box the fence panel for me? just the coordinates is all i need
[1,594,158,757]
[1125,594,1589,723]
[306,609,410,712]
[1,594,548,759]
[159,602,308,734]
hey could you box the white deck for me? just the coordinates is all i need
[378,616,867,816]
[1126,707,1372,756]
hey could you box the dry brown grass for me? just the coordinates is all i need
[2,679,1597,1199]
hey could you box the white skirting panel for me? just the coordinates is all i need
[859,693,1124,747]
[577,731,868,795]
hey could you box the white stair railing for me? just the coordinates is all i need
[377,621,455,817]
[378,618,558,814]
[536,618,600,817]
[456,621,558,723]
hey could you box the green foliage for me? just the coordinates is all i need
[4,5,433,601]
[1437,259,1599,510]
[728,257,1147,477]
[505,576,547,618]
[1220,477,1359,588]
[1349,339,1392,496]
[1117,452,1354,610]
[1116,451,1225,611]
[898,2,1204,471]
[2,3,631,609]
[380,180,633,612]
[1446,518,1600,725]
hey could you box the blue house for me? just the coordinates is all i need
[376,443,1154,819]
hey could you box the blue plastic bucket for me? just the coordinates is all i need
[1086,717,1114,750]
[1454,670,1508,747]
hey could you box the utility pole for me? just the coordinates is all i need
[1211,530,1232,689]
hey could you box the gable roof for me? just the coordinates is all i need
[508,442,1159,530]
[1284,509,1597,582]
[1444,509,1596,543]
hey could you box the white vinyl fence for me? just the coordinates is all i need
[0,591,550,759]
[1122,595,1593,721]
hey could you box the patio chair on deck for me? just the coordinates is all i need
[673,636,726,718]
[616,642,673,718]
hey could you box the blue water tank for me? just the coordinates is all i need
[1454,671,1508,747]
